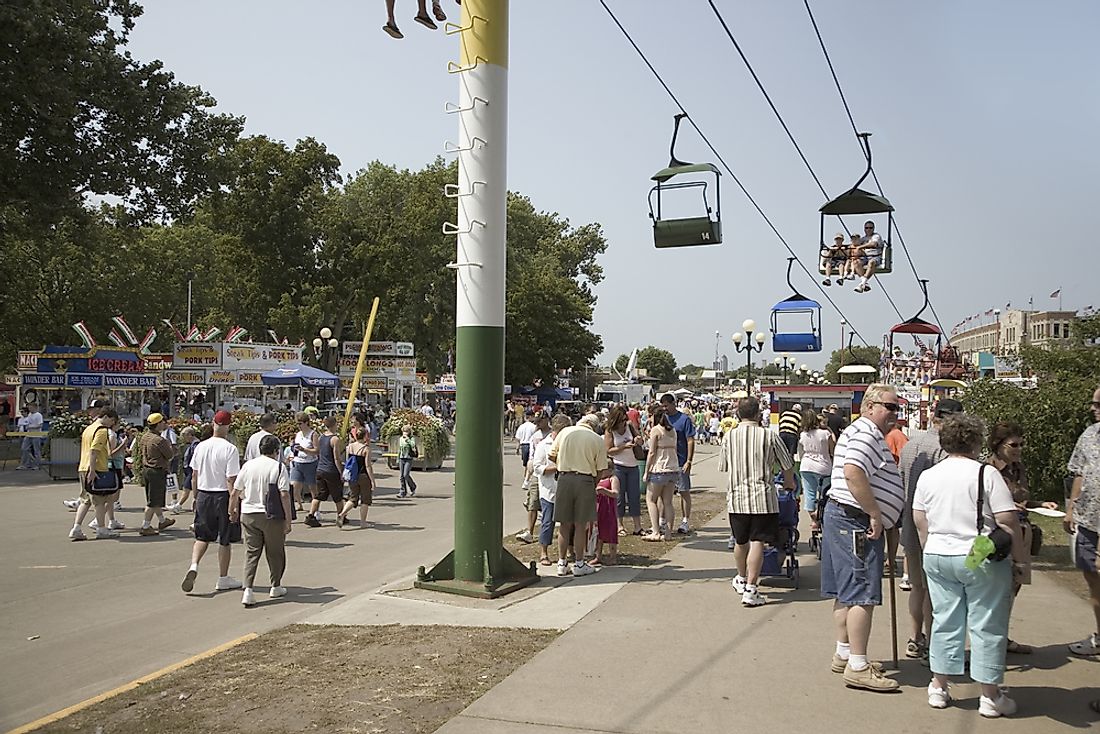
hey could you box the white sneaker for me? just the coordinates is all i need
[677,519,690,535]
[88,518,98,530]
[573,561,598,577]
[557,560,571,577]
[727,534,736,550]
[927,682,950,709]
[215,576,243,591]
[515,530,533,544]
[979,693,1017,718]
[108,519,125,530]
[63,499,80,511]
[95,528,120,539]
[731,575,746,594]
[242,588,256,607]
[741,588,766,607]
[169,503,184,515]
[1069,632,1100,656]
[68,526,86,541]
[269,586,287,599]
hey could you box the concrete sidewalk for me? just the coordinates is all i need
[426,460,1100,733]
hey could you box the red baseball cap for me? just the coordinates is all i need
[213,410,233,426]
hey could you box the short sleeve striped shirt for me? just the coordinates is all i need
[829,417,904,527]
[718,423,794,514]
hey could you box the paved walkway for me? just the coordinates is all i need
[425,447,1098,733]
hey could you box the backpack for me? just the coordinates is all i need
[342,455,359,484]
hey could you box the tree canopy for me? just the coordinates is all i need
[636,346,677,383]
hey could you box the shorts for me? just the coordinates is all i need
[1075,527,1098,572]
[675,471,692,494]
[315,471,344,503]
[194,491,233,546]
[290,461,318,485]
[143,467,167,508]
[860,255,882,268]
[348,474,373,506]
[555,472,597,525]
[647,471,680,488]
[525,481,541,512]
[729,512,780,546]
[520,443,531,468]
[820,501,885,606]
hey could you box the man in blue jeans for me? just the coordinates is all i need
[660,393,696,535]
[820,384,905,692]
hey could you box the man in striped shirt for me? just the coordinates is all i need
[821,383,904,692]
[719,397,795,607]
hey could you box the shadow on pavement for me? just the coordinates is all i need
[286,540,354,549]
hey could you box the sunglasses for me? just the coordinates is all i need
[878,402,899,412]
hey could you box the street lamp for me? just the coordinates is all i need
[774,354,795,384]
[714,330,721,391]
[840,319,847,364]
[313,327,340,406]
[731,319,766,393]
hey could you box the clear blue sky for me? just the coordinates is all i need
[128,0,1099,370]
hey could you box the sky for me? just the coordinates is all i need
[126,0,1100,371]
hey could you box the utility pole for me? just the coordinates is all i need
[417,0,535,598]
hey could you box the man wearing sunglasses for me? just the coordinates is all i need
[1067,386,1100,666]
[821,383,905,692]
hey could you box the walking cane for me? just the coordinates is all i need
[886,527,900,670]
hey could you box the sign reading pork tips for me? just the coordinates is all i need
[221,343,302,372]
[173,342,222,368]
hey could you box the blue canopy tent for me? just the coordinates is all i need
[260,364,340,388]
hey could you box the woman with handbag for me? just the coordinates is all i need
[605,405,643,537]
[913,414,1026,717]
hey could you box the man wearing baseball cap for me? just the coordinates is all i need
[139,413,177,536]
[897,397,964,661]
[182,410,242,593]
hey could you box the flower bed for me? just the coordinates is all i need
[379,409,451,467]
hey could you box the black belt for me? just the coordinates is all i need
[559,471,595,477]
[831,499,870,522]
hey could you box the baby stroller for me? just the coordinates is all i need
[760,475,801,588]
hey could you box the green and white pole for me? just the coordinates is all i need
[416,0,536,598]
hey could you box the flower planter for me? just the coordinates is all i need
[385,436,445,471]
[48,437,80,481]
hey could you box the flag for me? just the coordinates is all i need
[225,326,247,343]
[161,318,184,341]
[71,321,96,348]
[1005,302,1011,309]
[202,326,222,341]
[110,316,138,345]
[107,328,127,348]
[1050,289,1061,298]
[138,328,157,354]
[185,325,201,341]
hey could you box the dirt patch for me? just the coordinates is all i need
[39,625,558,734]
[504,487,729,567]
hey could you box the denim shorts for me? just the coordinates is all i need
[1075,527,1098,572]
[290,460,318,485]
[675,471,691,494]
[647,471,680,488]
[820,501,884,606]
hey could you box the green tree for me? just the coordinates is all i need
[614,354,630,375]
[636,346,677,383]
[679,363,705,377]
[824,345,882,383]
[963,329,1099,501]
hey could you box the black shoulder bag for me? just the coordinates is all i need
[977,464,1013,562]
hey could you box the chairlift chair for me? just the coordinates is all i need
[837,333,877,384]
[649,114,722,248]
[771,258,822,352]
[819,132,894,274]
[886,280,964,382]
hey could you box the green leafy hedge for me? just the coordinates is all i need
[379,409,451,458]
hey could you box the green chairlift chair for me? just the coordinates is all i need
[819,132,893,274]
[649,114,722,249]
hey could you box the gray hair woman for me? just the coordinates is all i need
[912,414,1025,717]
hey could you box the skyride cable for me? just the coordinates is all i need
[802,0,951,339]
[598,0,873,347]
[705,0,906,322]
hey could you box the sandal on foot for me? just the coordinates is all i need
[539,557,552,566]
[1006,639,1034,654]
[383,22,403,38]
[432,2,447,21]
[618,528,627,537]
[414,13,438,29]
[632,528,645,536]
[642,532,663,542]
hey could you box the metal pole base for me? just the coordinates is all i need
[415,549,539,599]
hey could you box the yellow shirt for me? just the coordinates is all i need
[78,419,111,473]
[548,426,608,477]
